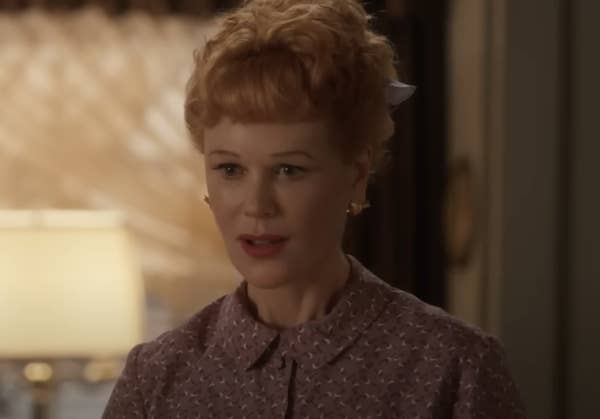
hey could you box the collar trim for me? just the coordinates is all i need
[215,255,392,370]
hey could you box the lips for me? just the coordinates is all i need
[238,234,287,244]
[237,234,289,258]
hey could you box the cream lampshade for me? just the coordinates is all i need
[0,210,145,360]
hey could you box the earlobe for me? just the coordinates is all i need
[353,146,373,186]
[349,146,373,205]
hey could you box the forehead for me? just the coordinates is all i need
[203,117,338,156]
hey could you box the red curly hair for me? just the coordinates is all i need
[184,0,399,166]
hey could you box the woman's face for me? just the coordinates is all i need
[203,117,369,289]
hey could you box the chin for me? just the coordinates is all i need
[232,254,294,290]
[244,275,289,290]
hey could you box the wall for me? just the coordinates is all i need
[446,0,487,326]
[447,0,600,418]
[567,0,600,416]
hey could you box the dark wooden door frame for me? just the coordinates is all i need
[345,0,448,308]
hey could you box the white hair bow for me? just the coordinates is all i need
[386,80,416,106]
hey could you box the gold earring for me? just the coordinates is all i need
[346,200,371,216]
[203,195,210,206]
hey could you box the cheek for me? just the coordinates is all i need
[286,177,350,235]
[307,189,346,219]
[205,178,238,234]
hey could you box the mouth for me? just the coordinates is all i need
[237,234,289,258]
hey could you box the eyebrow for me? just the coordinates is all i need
[208,149,314,160]
[208,150,239,157]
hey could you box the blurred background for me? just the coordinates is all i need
[0,0,598,418]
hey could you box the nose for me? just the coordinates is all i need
[243,175,277,219]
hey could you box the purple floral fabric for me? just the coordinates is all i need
[102,255,526,418]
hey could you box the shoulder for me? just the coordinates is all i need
[103,295,231,418]
[371,282,526,416]
[358,280,526,416]
[131,294,228,376]
[349,256,499,359]
[370,277,503,362]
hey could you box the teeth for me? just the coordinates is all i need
[247,239,283,246]
[251,240,272,246]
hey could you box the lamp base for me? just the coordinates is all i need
[31,382,53,419]
[23,363,55,419]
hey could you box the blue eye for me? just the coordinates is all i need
[275,164,306,178]
[214,163,244,179]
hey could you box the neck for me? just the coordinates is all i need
[245,251,351,329]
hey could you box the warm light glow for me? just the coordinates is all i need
[0,8,237,320]
[23,362,54,383]
[0,210,145,359]
[0,8,224,280]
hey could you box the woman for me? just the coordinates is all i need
[103,0,526,417]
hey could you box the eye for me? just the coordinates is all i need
[213,163,244,179]
[275,164,306,178]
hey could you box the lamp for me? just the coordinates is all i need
[0,210,145,419]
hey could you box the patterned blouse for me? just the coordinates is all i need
[102,255,526,418]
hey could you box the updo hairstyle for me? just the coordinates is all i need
[184,0,399,168]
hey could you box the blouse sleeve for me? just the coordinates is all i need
[452,335,527,418]
[102,343,147,419]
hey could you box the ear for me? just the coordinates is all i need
[350,146,373,202]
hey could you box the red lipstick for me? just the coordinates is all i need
[237,234,288,258]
